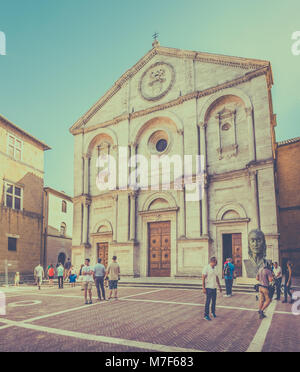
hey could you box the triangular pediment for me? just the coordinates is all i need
[70,44,271,134]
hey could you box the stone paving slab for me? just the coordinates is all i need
[0,326,153,352]
[262,313,300,352]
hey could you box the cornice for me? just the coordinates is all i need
[72,67,269,136]
[157,46,270,70]
[210,159,274,183]
[0,114,51,151]
[70,46,271,134]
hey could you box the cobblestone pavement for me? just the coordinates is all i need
[0,285,299,352]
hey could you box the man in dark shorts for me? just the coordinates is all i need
[256,262,274,319]
[106,256,120,300]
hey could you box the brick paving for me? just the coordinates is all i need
[0,285,299,352]
[262,314,300,352]
[0,326,153,352]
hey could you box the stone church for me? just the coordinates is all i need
[70,41,279,279]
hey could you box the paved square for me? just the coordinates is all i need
[0,285,299,352]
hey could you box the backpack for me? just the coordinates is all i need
[224,263,231,278]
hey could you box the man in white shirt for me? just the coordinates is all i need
[34,264,44,290]
[273,262,282,301]
[202,257,222,321]
[82,258,94,305]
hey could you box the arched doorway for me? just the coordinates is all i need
[91,220,113,268]
[58,252,66,266]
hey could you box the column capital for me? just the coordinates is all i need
[245,107,253,117]
[248,169,257,178]
[112,194,118,202]
[129,190,139,199]
[83,153,91,160]
[199,121,207,129]
[84,196,92,206]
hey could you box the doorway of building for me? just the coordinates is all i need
[222,233,242,277]
[97,242,109,269]
[148,221,171,277]
[57,252,66,266]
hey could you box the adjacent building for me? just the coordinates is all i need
[276,137,300,276]
[43,187,73,268]
[0,114,50,280]
[70,42,279,279]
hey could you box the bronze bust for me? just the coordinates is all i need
[244,229,267,278]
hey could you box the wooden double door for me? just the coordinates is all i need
[222,233,243,277]
[97,242,109,269]
[148,221,171,277]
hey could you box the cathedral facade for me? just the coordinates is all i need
[70,42,279,279]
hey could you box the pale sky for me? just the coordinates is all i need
[0,0,299,195]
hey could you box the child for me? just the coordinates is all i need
[14,272,20,287]
[69,273,77,288]
[48,265,55,286]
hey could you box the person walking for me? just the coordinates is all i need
[94,258,106,301]
[256,262,274,319]
[79,264,85,291]
[57,263,64,289]
[202,257,222,321]
[64,258,72,281]
[106,256,120,300]
[14,272,20,287]
[82,258,94,305]
[48,264,55,286]
[273,262,282,301]
[223,258,235,297]
[34,264,44,290]
[282,261,293,304]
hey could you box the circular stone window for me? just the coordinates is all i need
[156,139,168,153]
[148,130,170,155]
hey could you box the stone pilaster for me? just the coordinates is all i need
[129,191,137,241]
[200,122,208,236]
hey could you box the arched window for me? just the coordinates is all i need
[60,222,66,236]
[62,200,67,213]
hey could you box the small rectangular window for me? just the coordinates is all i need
[4,182,23,210]
[8,237,17,251]
[15,198,21,210]
[6,195,13,208]
[7,133,23,160]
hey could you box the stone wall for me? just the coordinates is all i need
[277,138,300,275]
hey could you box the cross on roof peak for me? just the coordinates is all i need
[152,32,160,48]
[152,32,159,41]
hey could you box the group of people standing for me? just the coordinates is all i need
[46,258,76,289]
[202,256,295,321]
[79,256,120,304]
[257,260,294,319]
[34,256,121,305]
